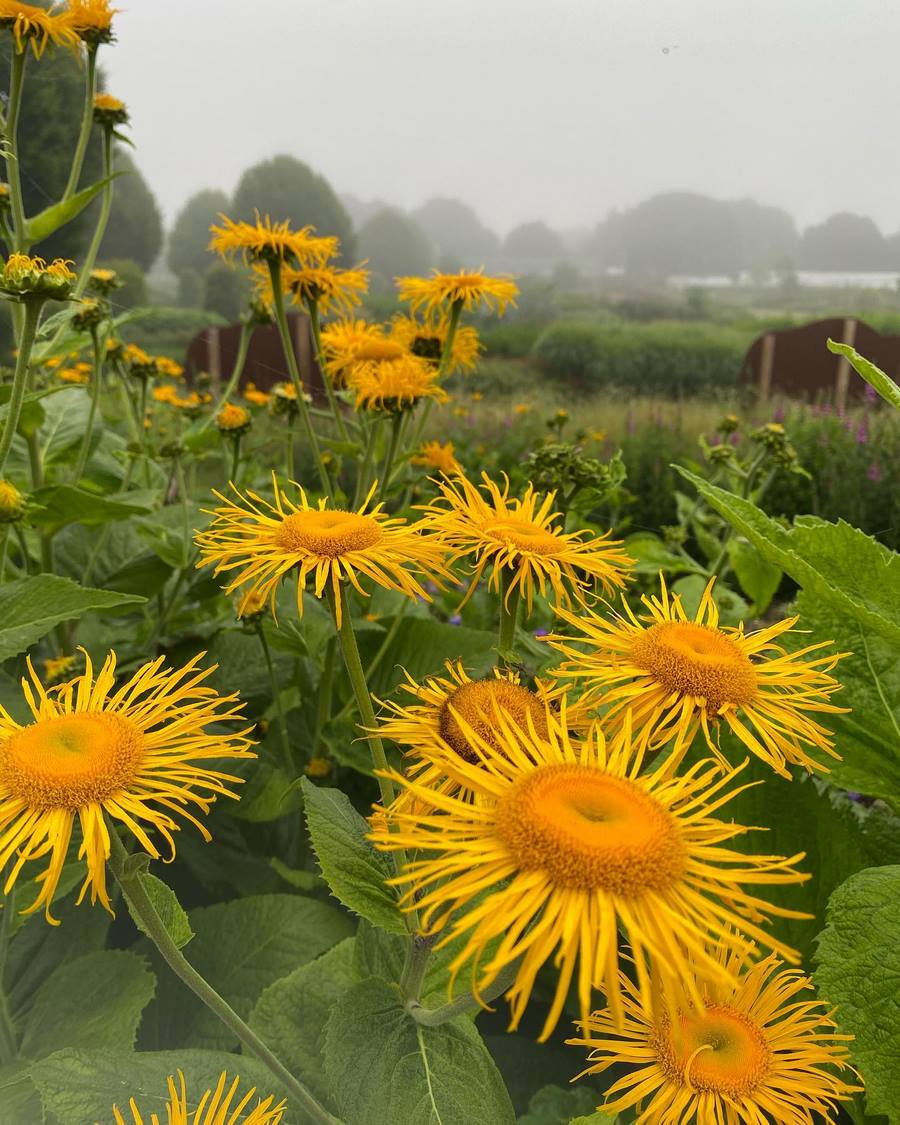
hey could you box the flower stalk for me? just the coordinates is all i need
[62,47,98,200]
[0,298,42,475]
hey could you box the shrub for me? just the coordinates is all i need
[99,257,147,309]
[203,262,245,322]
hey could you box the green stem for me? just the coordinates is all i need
[228,434,242,484]
[12,524,30,575]
[399,931,437,1002]
[332,599,410,725]
[72,325,105,482]
[267,259,330,493]
[285,414,295,480]
[0,526,9,583]
[407,299,463,456]
[406,960,519,1027]
[62,47,98,200]
[307,298,349,441]
[378,412,404,502]
[203,319,252,430]
[497,569,522,662]
[106,832,341,1125]
[352,414,382,507]
[72,127,115,301]
[328,585,395,808]
[255,622,293,774]
[0,298,42,475]
[0,888,17,1064]
[5,49,28,250]
[313,636,337,756]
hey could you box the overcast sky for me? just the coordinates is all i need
[105,0,900,237]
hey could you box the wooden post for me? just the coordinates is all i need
[758,333,776,400]
[834,317,857,412]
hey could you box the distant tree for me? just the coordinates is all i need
[168,188,230,279]
[0,47,104,260]
[232,155,354,256]
[726,198,798,278]
[411,197,500,265]
[799,212,887,270]
[503,220,566,264]
[97,257,147,309]
[177,269,203,309]
[357,208,432,287]
[100,150,164,270]
[202,261,244,322]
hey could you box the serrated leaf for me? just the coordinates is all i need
[0,575,145,662]
[138,894,353,1051]
[250,937,356,1113]
[323,977,516,1125]
[727,537,782,614]
[29,1048,298,1125]
[18,951,155,1062]
[26,484,155,535]
[816,865,900,1118]
[621,531,704,576]
[126,872,193,950]
[24,174,120,243]
[301,779,407,935]
[827,339,900,410]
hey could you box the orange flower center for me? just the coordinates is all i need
[482,517,561,556]
[496,764,686,892]
[438,679,548,763]
[354,339,406,362]
[630,621,757,711]
[275,509,383,559]
[0,712,144,810]
[656,1004,771,1096]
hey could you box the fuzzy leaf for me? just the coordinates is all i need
[827,339,900,410]
[126,872,193,951]
[726,536,782,613]
[24,174,119,243]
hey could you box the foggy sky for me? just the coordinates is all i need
[105,0,900,238]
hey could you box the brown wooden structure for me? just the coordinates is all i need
[739,317,900,409]
[184,312,325,397]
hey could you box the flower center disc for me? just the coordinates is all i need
[630,621,757,710]
[355,340,406,362]
[0,712,145,810]
[497,764,686,892]
[438,680,548,763]
[657,1005,771,1096]
[276,510,383,559]
[483,518,560,556]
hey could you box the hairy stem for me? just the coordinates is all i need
[62,47,98,200]
[203,318,252,430]
[72,127,115,301]
[306,298,349,441]
[406,960,519,1027]
[255,621,294,774]
[5,49,29,249]
[72,324,106,482]
[497,568,522,663]
[0,298,41,475]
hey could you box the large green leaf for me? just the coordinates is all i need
[0,1064,42,1125]
[124,869,193,952]
[135,502,208,570]
[26,484,155,535]
[676,469,900,646]
[323,978,516,1125]
[36,386,91,467]
[517,1085,609,1125]
[816,866,900,1119]
[250,938,356,1113]
[726,536,782,614]
[301,779,407,935]
[24,174,119,244]
[28,1048,298,1125]
[827,339,900,410]
[138,894,353,1051]
[18,951,155,1062]
[0,575,145,662]
[620,531,703,576]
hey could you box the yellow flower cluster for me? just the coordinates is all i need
[0,252,75,300]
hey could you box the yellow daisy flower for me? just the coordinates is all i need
[254,261,369,317]
[155,356,184,379]
[194,478,449,627]
[513,402,532,415]
[1,253,75,300]
[0,479,26,523]
[112,1069,285,1125]
[209,212,337,267]
[549,576,846,776]
[41,653,78,683]
[412,440,460,475]
[242,381,271,407]
[0,0,79,55]
[347,354,448,413]
[152,384,178,404]
[320,319,403,385]
[371,714,809,1040]
[58,365,89,384]
[215,402,251,434]
[0,650,254,924]
[568,948,859,1125]
[396,269,519,316]
[93,92,128,127]
[390,312,482,374]
[419,471,631,612]
[66,0,117,44]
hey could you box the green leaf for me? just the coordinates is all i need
[18,951,155,1062]
[727,537,782,614]
[126,872,193,951]
[675,469,900,646]
[250,937,356,1113]
[620,531,703,576]
[138,894,353,1051]
[135,502,207,570]
[0,1064,43,1125]
[568,1115,618,1125]
[230,761,303,823]
[29,1048,297,1125]
[26,484,155,535]
[301,779,406,935]
[323,978,516,1125]
[815,865,900,1118]
[0,575,145,662]
[24,174,120,243]
[516,1085,607,1125]
[671,573,749,626]
[827,338,900,410]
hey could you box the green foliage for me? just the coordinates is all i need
[323,978,516,1125]
[827,338,900,409]
[202,260,244,322]
[0,575,144,662]
[97,257,148,309]
[167,188,230,278]
[232,154,354,256]
[301,778,406,933]
[357,207,432,287]
[119,305,226,358]
[516,1084,602,1124]
[125,870,194,951]
[816,866,900,1118]
[100,150,164,271]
